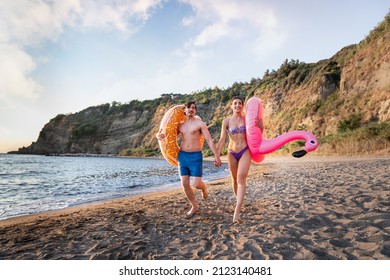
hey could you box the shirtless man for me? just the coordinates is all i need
[178,101,221,216]
[176,101,222,217]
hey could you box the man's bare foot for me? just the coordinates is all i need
[200,187,208,199]
[195,185,208,199]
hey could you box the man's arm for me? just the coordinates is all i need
[200,122,222,166]
[156,129,165,141]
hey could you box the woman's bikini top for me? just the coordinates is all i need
[228,125,246,135]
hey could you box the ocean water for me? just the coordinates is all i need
[0,154,228,220]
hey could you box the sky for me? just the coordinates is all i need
[0,0,389,153]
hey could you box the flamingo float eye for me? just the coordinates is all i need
[310,140,316,145]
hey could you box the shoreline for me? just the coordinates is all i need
[0,155,227,221]
[1,155,389,260]
[0,170,229,225]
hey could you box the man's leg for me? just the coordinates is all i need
[181,175,199,216]
[193,177,208,199]
[190,151,207,199]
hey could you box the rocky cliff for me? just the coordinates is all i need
[13,13,390,156]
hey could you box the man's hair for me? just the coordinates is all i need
[232,96,244,103]
[185,101,197,110]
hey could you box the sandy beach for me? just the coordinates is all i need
[0,155,389,260]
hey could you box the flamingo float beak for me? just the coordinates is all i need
[292,139,318,158]
[292,150,307,157]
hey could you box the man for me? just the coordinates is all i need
[178,101,222,216]
[160,101,222,217]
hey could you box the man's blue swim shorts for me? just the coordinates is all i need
[178,150,203,177]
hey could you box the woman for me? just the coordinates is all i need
[217,96,263,223]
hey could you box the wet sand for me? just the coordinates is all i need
[0,155,389,260]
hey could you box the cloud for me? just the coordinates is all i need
[163,0,288,91]
[0,43,43,100]
[0,0,79,47]
[193,22,231,47]
[179,0,285,59]
[77,0,163,34]
[0,0,162,102]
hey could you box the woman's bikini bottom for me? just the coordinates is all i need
[229,146,249,161]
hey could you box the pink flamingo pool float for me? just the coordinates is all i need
[245,97,319,163]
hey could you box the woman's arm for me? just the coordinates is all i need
[216,118,228,156]
[255,117,264,132]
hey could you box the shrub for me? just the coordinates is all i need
[337,114,362,132]
[72,123,98,139]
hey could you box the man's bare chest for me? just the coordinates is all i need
[180,123,201,136]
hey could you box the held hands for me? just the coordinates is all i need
[213,157,222,167]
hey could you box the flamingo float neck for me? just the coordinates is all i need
[259,130,318,157]
[245,96,319,163]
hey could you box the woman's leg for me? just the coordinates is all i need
[227,153,239,197]
[233,150,251,222]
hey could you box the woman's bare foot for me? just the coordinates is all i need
[233,211,241,223]
[186,207,199,217]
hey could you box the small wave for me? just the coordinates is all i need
[124,184,144,189]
